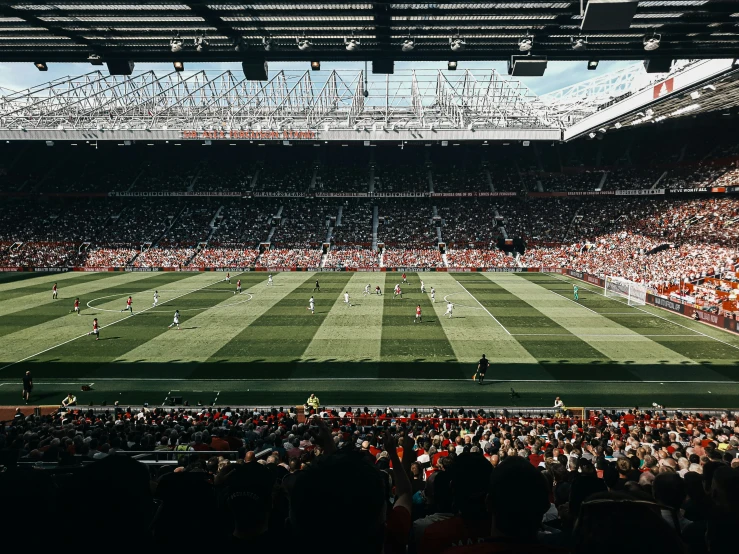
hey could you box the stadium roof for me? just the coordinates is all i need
[0,1,738,64]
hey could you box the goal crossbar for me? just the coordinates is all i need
[604,276,647,306]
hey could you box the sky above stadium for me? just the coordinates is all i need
[0,59,636,97]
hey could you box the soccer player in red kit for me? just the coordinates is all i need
[226,272,231,283]
[120,296,133,313]
[235,279,242,294]
[415,305,422,323]
[402,272,407,284]
[89,318,100,340]
[73,298,80,315]
[52,283,58,299]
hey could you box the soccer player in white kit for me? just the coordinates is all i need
[168,310,181,330]
[420,280,426,293]
[431,287,436,303]
[444,301,454,319]
[268,274,273,286]
[344,292,351,307]
[363,284,370,296]
[308,296,315,314]
[152,290,159,307]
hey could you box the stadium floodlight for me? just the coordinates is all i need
[448,61,458,70]
[571,37,587,51]
[173,61,184,72]
[345,37,360,51]
[518,35,533,52]
[297,38,312,51]
[643,34,661,51]
[170,33,183,53]
[588,59,599,70]
[195,34,208,52]
[450,37,465,52]
[34,61,48,71]
[262,38,273,51]
[588,132,596,139]
[87,54,103,66]
[690,90,701,100]
[402,38,415,52]
[614,122,622,129]
[311,61,321,71]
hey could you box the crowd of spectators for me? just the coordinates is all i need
[189,248,260,268]
[432,164,489,193]
[446,249,517,268]
[331,200,373,246]
[210,203,275,246]
[132,247,196,269]
[84,247,138,268]
[270,199,336,249]
[383,248,444,269]
[438,199,501,248]
[0,242,79,268]
[158,206,215,247]
[4,403,739,552]
[255,248,322,269]
[316,165,368,193]
[255,161,312,193]
[378,200,437,248]
[324,247,379,269]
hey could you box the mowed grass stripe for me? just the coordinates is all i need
[2,273,221,376]
[0,271,169,336]
[452,273,609,366]
[205,273,353,377]
[0,270,107,293]
[111,273,308,368]
[299,272,386,371]
[526,273,739,381]
[433,272,540,367]
[0,272,114,302]
[380,273,457,378]
[490,274,699,364]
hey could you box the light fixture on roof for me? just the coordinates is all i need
[690,90,701,100]
[518,35,533,52]
[297,38,312,52]
[571,36,587,52]
[703,84,716,91]
[345,37,360,52]
[643,33,661,51]
[34,61,48,71]
[173,61,184,72]
[587,59,599,70]
[450,37,465,52]
[614,122,622,129]
[448,60,458,70]
[87,54,103,66]
[170,33,183,53]
[195,34,208,53]
[262,37,272,51]
[588,132,596,139]
[311,61,321,71]
[402,38,415,52]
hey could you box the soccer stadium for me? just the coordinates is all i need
[2,1,739,551]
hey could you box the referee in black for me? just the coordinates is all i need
[477,354,489,385]
[313,279,320,292]
[22,370,33,403]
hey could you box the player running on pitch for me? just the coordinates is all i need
[344,291,352,307]
[363,283,371,296]
[225,272,231,284]
[430,287,436,303]
[71,297,80,316]
[88,318,100,340]
[234,279,242,295]
[152,290,159,308]
[414,305,422,324]
[444,301,454,319]
[52,283,58,299]
[120,296,133,313]
[268,274,273,286]
[313,279,320,292]
[167,310,181,330]
[402,272,408,284]
[573,284,579,301]
[308,296,315,314]
[420,280,426,294]
[394,284,402,299]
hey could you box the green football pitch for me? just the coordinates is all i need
[1,270,738,409]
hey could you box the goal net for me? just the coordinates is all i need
[604,276,647,306]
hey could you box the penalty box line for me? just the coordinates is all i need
[545,273,739,352]
[0,272,248,374]
[455,280,511,335]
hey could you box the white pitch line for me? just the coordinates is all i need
[2,377,738,385]
[547,288,600,315]
[545,273,739,352]
[511,333,703,337]
[455,281,511,335]
[0,272,247,373]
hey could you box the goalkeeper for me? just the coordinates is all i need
[573,284,579,301]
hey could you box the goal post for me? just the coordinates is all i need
[604,276,647,306]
